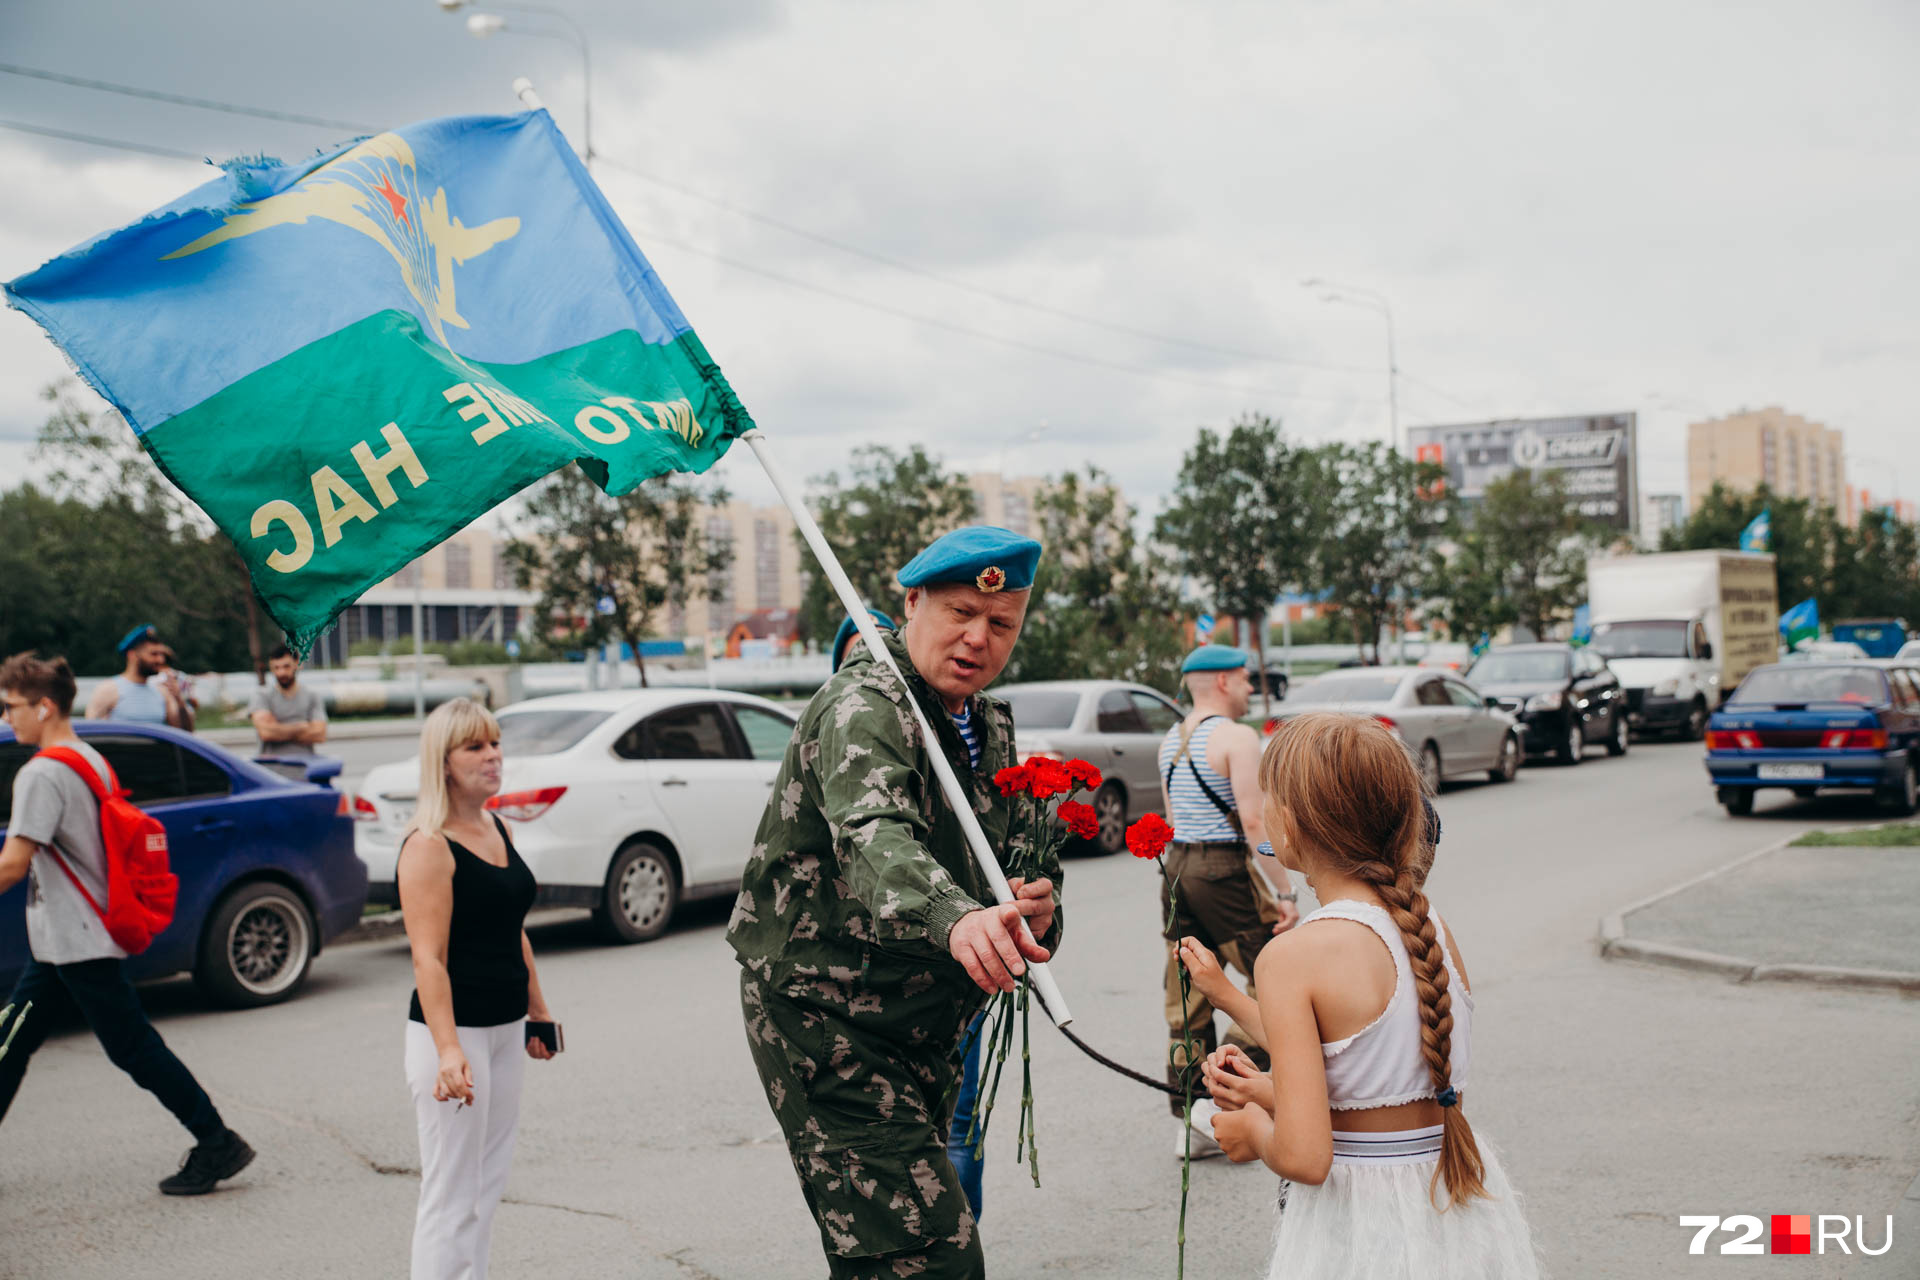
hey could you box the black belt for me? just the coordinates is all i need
[1170,838,1246,851]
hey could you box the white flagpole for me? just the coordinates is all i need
[743,429,1073,1027]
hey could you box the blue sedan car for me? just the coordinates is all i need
[1,721,367,1006]
[1705,663,1920,816]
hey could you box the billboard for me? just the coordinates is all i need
[1407,412,1639,534]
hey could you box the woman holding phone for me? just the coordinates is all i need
[398,698,558,1279]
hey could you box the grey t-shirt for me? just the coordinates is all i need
[249,681,327,756]
[10,741,126,965]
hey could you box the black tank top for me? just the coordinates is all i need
[405,817,538,1028]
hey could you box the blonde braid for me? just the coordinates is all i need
[1357,858,1487,1208]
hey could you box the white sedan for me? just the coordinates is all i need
[353,689,798,942]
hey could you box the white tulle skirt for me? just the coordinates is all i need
[1266,1125,1542,1280]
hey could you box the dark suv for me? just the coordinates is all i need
[1465,643,1629,764]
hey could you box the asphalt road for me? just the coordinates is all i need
[3,736,1917,1279]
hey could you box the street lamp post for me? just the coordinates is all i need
[437,0,593,165]
[1305,278,1404,660]
[1303,278,1398,455]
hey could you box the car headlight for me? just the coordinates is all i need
[1652,678,1680,696]
[1525,690,1563,711]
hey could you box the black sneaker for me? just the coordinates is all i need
[158,1130,256,1196]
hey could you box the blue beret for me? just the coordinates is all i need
[896,526,1042,593]
[831,609,896,673]
[1182,644,1250,674]
[117,623,160,654]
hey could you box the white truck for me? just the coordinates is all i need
[1586,550,1779,739]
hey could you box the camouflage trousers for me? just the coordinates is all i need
[1161,839,1277,1116]
[740,968,983,1279]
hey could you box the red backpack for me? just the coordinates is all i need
[36,745,179,954]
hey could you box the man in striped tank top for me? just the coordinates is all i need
[1157,644,1300,1154]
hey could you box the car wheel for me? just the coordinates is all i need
[195,881,315,1008]
[1559,719,1584,766]
[1606,711,1630,757]
[1419,743,1442,795]
[1090,782,1128,856]
[1719,787,1755,816]
[1876,758,1920,817]
[1488,733,1520,783]
[595,840,679,944]
[1685,699,1709,741]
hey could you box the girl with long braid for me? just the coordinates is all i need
[1193,711,1540,1278]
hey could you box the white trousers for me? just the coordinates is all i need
[405,1019,527,1280]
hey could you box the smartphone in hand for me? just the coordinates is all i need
[526,1021,564,1055]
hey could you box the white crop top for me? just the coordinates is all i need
[1307,898,1474,1110]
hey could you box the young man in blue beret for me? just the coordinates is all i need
[730,526,1063,1278]
[1158,643,1300,1156]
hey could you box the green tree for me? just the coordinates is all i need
[504,466,731,687]
[1307,442,1448,662]
[796,445,978,641]
[1423,525,1505,646]
[1155,415,1316,712]
[1832,509,1920,625]
[0,383,264,676]
[999,467,1186,692]
[1435,469,1599,642]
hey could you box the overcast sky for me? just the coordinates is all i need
[2,0,1916,524]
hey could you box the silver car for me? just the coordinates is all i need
[1272,667,1522,792]
[994,680,1183,855]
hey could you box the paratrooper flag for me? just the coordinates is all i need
[5,110,754,649]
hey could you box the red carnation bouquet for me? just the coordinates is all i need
[969,755,1102,1186]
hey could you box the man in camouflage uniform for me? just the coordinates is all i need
[729,527,1062,1279]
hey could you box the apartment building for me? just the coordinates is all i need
[1687,407,1850,521]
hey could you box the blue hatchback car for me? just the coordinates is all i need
[1,722,367,1006]
[1704,663,1920,816]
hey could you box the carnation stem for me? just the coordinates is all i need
[0,1000,29,1063]
[1159,857,1196,1280]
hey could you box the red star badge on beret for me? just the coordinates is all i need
[976,566,1006,593]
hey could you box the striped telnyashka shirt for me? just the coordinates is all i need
[950,702,982,770]
[1157,716,1241,843]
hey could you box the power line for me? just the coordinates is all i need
[0,62,1401,411]
[6,59,1387,389]
[0,118,205,162]
[631,223,1380,408]
[1397,371,1487,419]
[0,61,377,134]
[597,156,1381,378]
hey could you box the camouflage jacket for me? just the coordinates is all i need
[727,629,1063,999]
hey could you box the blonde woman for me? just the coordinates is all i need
[399,698,557,1279]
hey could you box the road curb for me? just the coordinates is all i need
[1597,830,1920,995]
[336,912,408,946]
[200,719,421,749]
[335,905,585,948]
[1746,963,1920,994]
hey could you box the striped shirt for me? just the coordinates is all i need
[951,702,982,770]
[1157,716,1240,843]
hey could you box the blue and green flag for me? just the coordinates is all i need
[5,110,753,649]
[1779,597,1819,649]
[1739,508,1771,552]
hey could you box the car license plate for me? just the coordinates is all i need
[1757,763,1823,781]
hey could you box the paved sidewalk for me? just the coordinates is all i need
[1603,837,1920,991]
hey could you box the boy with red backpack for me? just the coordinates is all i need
[0,652,254,1195]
